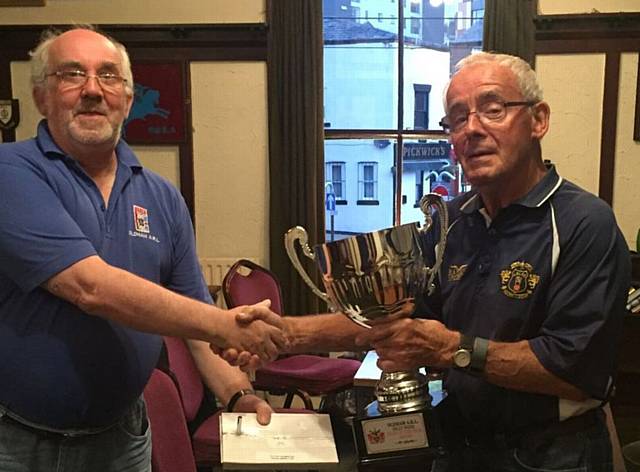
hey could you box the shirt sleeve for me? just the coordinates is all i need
[528,197,630,400]
[163,189,213,305]
[0,160,97,292]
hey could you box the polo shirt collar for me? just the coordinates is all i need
[35,119,143,172]
[460,164,563,215]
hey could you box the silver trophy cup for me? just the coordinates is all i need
[284,194,448,413]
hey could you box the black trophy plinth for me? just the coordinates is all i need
[352,388,446,472]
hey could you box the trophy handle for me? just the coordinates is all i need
[284,226,335,308]
[419,193,448,295]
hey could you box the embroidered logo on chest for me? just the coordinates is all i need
[448,264,468,282]
[133,205,150,233]
[500,261,540,299]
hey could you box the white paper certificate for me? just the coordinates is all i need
[220,412,339,469]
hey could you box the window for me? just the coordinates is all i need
[472,8,484,25]
[413,84,431,129]
[358,162,378,202]
[323,0,484,239]
[325,162,346,200]
[410,17,420,35]
[353,6,361,22]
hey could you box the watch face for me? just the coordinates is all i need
[454,349,472,368]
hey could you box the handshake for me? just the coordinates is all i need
[209,299,290,370]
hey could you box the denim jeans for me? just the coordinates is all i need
[0,397,151,472]
[431,408,613,472]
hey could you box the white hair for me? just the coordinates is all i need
[443,52,543,109]
[29,25,133,96]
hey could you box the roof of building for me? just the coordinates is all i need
[323,18,396,44]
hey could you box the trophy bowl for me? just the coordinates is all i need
[284,194,448,414]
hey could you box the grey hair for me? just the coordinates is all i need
[443,52,543,109]
[29,24,133,96]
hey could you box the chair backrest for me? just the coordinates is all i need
[223,259,283,314]
[144,369,197,472]
[163,336,205,422]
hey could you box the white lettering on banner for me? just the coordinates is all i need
[402,143,450,159]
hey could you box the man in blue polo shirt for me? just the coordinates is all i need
[0,26,284,471]
[231,52,630,471]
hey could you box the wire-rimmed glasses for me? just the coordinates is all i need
[45,70,128,93]
[440,100,537,134]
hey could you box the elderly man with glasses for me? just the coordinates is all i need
[231,52,630,471]
[0,26,285,471]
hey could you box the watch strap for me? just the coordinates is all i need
[459,334,474,351]
[470,337,489,373]
[226,388,256,412]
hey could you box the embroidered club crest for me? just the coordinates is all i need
[448,264,468,282]
[133,205,150,233]
[500,261,540,299]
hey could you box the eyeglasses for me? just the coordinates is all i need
[440,100,537,134]
[45,70,128,92]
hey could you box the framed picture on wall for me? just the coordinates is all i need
[123,62,186,144]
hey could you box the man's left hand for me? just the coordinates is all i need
[232,393,273,425]
[356,318,456,371]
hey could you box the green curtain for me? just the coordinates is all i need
[483,0,536,66]
[267,0,324,315]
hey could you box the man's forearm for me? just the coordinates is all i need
[188,339,253,404]
[483,339,588,401]
[284,312,367,353]
[45,255,226,341]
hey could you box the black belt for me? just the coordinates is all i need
[462,407,603,450]
[0,412,120,439]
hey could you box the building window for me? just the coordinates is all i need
[410,1,420,14]
[325,162,346,200]
[358,162,378,201]
[413,84,431,130]
[410,17,420,35]
[352,6,361,22]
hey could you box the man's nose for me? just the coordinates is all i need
[81,76,104,97]
[463,111,486,134]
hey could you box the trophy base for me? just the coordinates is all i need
[351,399,446,472]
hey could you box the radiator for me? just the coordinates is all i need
[199,257,262,286]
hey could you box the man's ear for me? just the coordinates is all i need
[530,101,550,140]
[32,86,48,117]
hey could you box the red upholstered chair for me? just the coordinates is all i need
[143,369,197,472]
[162,336,224,467]
[222,259,362,410]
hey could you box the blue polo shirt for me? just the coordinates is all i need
[420,166,630,433]
[0,121,211,430]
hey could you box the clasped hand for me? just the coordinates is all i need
[356,317,454,372]
[210,299,287,367]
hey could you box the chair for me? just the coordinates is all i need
[162,336,225,467]
[222,259,362,410]
[143,368,197,472]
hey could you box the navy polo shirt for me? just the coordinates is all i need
[420,166,630,433]
[0,121,211,430]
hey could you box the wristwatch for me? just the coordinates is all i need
[453,334,474,369]
[453,334,489,374]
